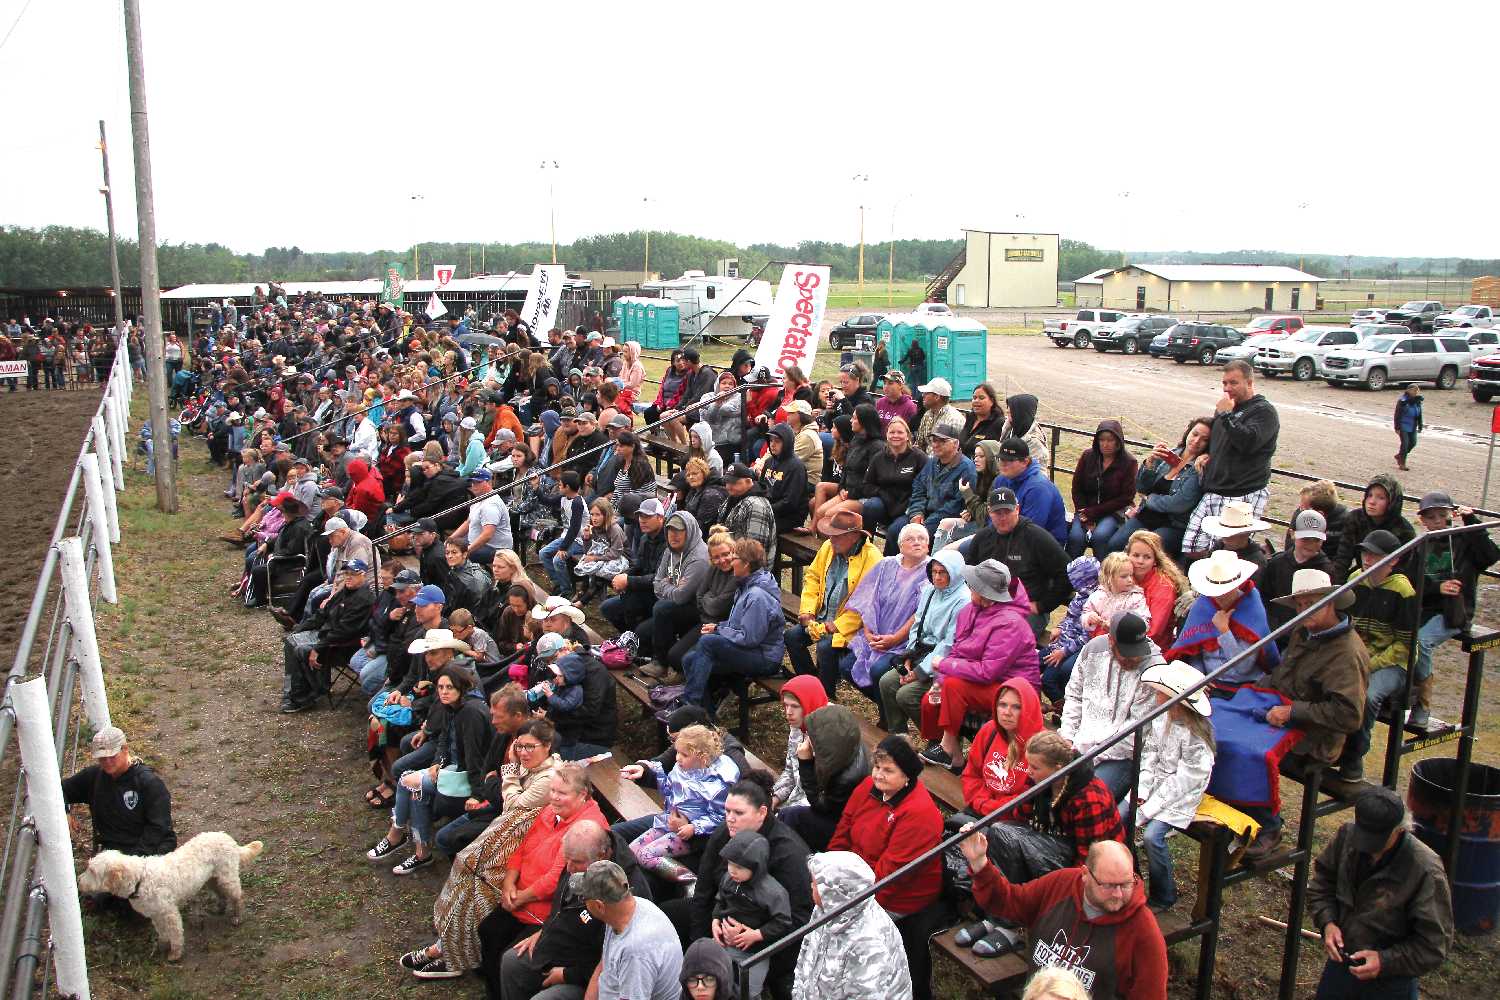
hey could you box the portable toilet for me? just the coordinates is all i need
[654,299,681,349]
[892,315,936,388]
[612,297,628,341]
[928,317,989,399]
[628,299,647,347]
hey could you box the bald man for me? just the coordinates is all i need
[960,834,1168,1000]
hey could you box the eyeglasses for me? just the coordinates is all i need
[1086,868,1138,893]
[685,976,718,988]
[512,742,543,753]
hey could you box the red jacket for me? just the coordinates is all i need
[962,678,1046,817]
[973,862,1168,1000]
[345,458,386,523]
[1139,568,1178,651]
[505,800,608,925]
[828,776,943,915]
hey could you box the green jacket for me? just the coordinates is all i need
[1349,571,1419,674]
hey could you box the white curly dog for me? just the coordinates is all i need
[77,832,264,961]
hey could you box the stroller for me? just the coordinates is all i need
[169,367,200,407]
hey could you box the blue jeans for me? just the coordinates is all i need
[1344,664,1409,765]
[1040,650,1079,702]
[353,649,388,696]
[785,624,853,700]
[859,497,887,532]
[557,740,611,762]
[602,591,657,650]
[540,536,584,595]
[1092,759,1135,804]
[1067,514,1122,558]
[682,632,783,708]
[1397,428,1419,462]
[1314,958,1417,999]
[391,741,436,785]
[392,769,438,846]
[435,812,491,856]
[1416,613,1462,683]
[612,814,655,844]
[1104,516,1182,558]
[1142,818,1177,907]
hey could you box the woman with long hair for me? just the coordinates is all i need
[378,422,412,500]
[1123,529,1190,651]
[608,432,658,513]
[1105,415,1213,559]
[959,383,1006,457]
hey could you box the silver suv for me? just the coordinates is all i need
[1320,334,1473,391]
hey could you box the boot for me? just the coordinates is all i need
[1408,675,1434,729]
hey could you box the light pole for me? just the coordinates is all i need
[541,160,560,263]
[888,193,910,308]
[853,173,869,305]
[97,121,125,335]
[641,196,654,279]
[409,193,424,277]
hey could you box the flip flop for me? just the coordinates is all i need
[365,784,394,809]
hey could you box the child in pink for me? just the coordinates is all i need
[1081,551,1151,638]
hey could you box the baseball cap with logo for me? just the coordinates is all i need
[411,584,447,607]
[988,487,1019,512]
[536,632,569,660]
[1110,611,1152,658]
[568,860,631,903]
[1292,509,1327,541]
[637,498,666,518]
[321,516,350,536]
[392,568,422,589]
[999,437,1030,461]
[724,463,755,482]
[342,558,370,574]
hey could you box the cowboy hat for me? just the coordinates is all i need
[1140,661,1212,717]
[407,628,474,656]
[814,499,868,539]
[1187,549,1257,598]
[530,596,586,625]
[1201,500,1271,538]
[961,559,1015,604]
[1271,567,1356,611]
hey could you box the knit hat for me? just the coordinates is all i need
[876,734,924,783]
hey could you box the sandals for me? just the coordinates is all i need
[954,919,997,946]
[365,784,394,809]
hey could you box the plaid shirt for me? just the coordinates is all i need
[720,493,777,566]
[1020,773,1125,865]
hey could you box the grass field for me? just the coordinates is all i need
[825,279,928,309]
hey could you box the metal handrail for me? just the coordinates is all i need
[735,517,1500,998]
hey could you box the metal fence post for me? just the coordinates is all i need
[90,418,120,544]
[10,679,89,1000]
[58,538,110,732]
[78,455,117,605]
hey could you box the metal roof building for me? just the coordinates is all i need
[1095,263,1324,313]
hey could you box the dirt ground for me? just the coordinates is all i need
[0,385,106,669]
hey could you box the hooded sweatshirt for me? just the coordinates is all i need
[763,423,809,528]
[773,675,829,809]
[1001,394,1051,465]
[958,439,1005,523]
[1000,456,1070,547]
[344,457,386,523]
[716,567,785,664]
[907,549,972,676]
[1349,569,1419,673]
[679,939,740,1000]
[963,678,1047,816]
[701,379,744,449]
[1070,419,1138,522]
[791,852,912,1000]
[712,830,794,942]
[1046,556,1102,662]
[654,510,712,604]
[933,577,1042,689]
[972,861,1168,1000]
[689,419,725,477]
[1331,475,1414,583]
[797,704,871,822]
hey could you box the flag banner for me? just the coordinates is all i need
[433,264,457,288]
[753,263,832,375]
[520,263,566,337]
[382,261,406,306]
[425,293,448,320]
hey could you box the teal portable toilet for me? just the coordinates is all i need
[926,317,988,398]
[643,301,660,350]
[884,314,914,382]
[629,300,647,347]
[896,317,935,387]
[654,299,681,349]
[612,298,628,341]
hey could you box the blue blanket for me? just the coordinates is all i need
[1207,685,1304,812]
[1164,582,1281,678]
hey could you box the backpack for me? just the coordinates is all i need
[599,631,638,670]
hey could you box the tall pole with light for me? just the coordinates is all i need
[409,193,425,277]
[888,193,910,308]
[541,160,560,263]
[641,196,654,280]
[853,173,870,306]
[97,121,125,334]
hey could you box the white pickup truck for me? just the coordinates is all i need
[1433,305,1497,330]
[1044,309,1128,349]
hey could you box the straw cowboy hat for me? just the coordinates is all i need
[1201,500,1271,538]
[407,628,474,656]
[961,559,1015,604]
[530,596,587,625]
[814,499,868,539]
[1187,549,1258,598]
[1271,567,1356,611]
[1140,661,1212,717]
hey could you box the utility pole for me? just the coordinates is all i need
[123,0,177,512]
[853,173,869,306]
[97,121,125,336]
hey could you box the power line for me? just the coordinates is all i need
[0,0,38,55]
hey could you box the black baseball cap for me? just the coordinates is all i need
[413,517,438,533]
[988,487,1019,512]
[1110,611,1152,658]
[999,437,1030,461]
[1358,529,1401,557]
[1351,786,1405,854]
[725,462,756,482]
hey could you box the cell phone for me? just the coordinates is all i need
[1340,948,1365,967]
[1162,450,1183,469]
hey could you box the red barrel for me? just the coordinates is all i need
[1407,759,1500,935]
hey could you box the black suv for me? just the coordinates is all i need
[828,312,886,349]
[1094,315,1178,355]
[1163,323,1243,365]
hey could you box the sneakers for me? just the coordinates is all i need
[398,947,435,970]
[412,958,460,979]
[1407,706,1431,729]
[954,919,996,947]
[366,835,405,861]
[392,852,433,876]
[279,698,316,714]
[919,744,953,768]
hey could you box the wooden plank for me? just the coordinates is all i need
[931,927,1029,989]
[588,751,661,823]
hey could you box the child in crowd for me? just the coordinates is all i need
[711,829,794,998]
[772,675,829,810]
[572,498,628,604]
[1081,552,1150,638]
[1134,662,1215,912]
[1040,556,1100,704]
[623,724,740,882]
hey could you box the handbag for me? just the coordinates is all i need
[436,765,472,798]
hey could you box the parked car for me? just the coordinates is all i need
[1464,328,1500,358]
[1044,308,1127,349]
[1434,305,1497,330]
[1255,325,1376,381]
[1350,308,1387,324]
[1237,315,1305,338]
[1320,334,1471,391]
[1466,352,1500,401]
[1147,329,1173,357]
[828,312,887,349]
[1216,332,1291,365]
[1093,315,1178,355]
[1379,300,1445,332]
[913,302,953,317]
[1162,322,1243,365]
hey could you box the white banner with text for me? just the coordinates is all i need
[520,263,566,337]
[752,264,832,376]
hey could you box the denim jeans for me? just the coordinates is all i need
[784,624,852,700]
[556,740,611,762]
[611,814,655,844]
[681,632,782,708]
[1343,664,1409,765]
[1416,613,1462,683]
[352,649,388,696]
[539,536,584,595]
[1397,429,1419,462]
[1040,650,1079,703]
[1141,818,1177,907]
[434,812,489,856]
[1105,516,1183,559]
[1314,958,1417,1000]
[1092,758,1135,804]
[392,769,438,846]
[1068,514,1122,558]
[601,591,656,648]
[391,741,436,785]
[859,496,887,532]
[645,599,701,671]
[841,651,901,719]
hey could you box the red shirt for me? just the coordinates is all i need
[1139,568,1178,651]
[505,800,608,925]
[828,776,943,915]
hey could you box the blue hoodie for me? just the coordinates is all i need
[717,567,785,664]
[1001,459,1069,546]
[908,550,971,676]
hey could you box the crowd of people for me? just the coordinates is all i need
[0,316,134,391]
[117,284,1480,1000]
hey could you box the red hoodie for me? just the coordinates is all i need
[782,674,829,722]
[973,861,1168,1000]
[962,678,1046,817]
[345,457,386,522]
[828,776,943,916]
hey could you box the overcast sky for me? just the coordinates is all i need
[2,0,1497,260]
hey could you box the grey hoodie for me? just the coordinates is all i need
[690,419,725,476]
[654,510,711,603]
[713,830,794,942]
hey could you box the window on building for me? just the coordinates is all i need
[1004,248,1045,262]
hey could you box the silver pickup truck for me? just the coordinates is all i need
[1044,309,1127,349]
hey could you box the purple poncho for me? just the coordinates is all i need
[845,554,931,686]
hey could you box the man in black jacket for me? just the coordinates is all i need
[601,498,668,643]
[410,518,448,587]
[677,347,719,408]
[761,423,809,535]
[490,818,651,1000]
[282,559,377,712]
[962,488,1071,638]
[63,726,176,856]
[278,488,346,626]
[1182,360,1280,557]
[564,411,608,479]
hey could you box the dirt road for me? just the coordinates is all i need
[985,334,1498,506]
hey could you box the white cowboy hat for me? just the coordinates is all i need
[530,597,586,625]
[1201,500,1271,538]
[1140,661,1212,717]
[407,628,474,656]
[1187,549,1257,598]
[1270,567,1356,611]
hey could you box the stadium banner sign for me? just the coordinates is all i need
[753,263,832,375]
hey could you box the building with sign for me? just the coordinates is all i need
[1093,264,1324,313]
[943,230,1060,308]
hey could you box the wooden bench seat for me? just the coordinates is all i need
[588,751,663,823]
